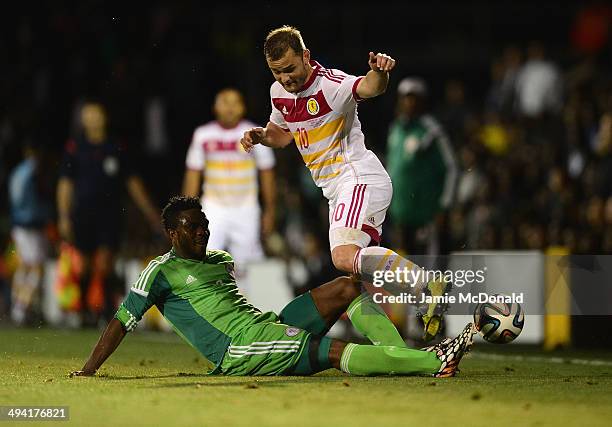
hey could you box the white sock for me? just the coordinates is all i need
[353,246,428,295]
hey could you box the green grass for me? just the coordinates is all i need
[2,328,612,427]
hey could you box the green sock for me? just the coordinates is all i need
[346,294,406,348]
[340,343,441,376]
[279,291,328,335]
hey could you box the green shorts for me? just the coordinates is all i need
[220,314,332,376]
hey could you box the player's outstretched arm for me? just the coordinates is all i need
[240,121,293,152]
[70,318,127,377]
[356,52,396,99]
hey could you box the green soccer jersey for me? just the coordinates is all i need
[114,248,275,372]
[386,114,457,227]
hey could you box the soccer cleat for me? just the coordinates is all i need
[420,337,452,353]
[432,323,476,378]
[418,279,453,342]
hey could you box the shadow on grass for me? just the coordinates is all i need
[148,376,351,388]
[100,373,210,380]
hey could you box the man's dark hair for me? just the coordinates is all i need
[161,196,202,231]
[264,26,306,60]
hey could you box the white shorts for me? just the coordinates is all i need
[12,226,48,265]
[328,181,392,250]
[202,200,264,265]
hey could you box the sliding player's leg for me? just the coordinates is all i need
[329,323,476,377]
[279,276,405,347]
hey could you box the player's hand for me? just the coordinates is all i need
[69,370,95,377]
[368,52,396,72]
[241,128,266,153]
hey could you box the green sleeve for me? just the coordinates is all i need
[115,267,164,332]
[206,249,234,264]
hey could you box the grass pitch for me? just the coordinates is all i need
[2,327,612,427]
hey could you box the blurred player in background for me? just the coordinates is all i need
[387,77,457,256]
[8,142,53,325]
[386,78,457,340]
[183,88,276,296]
[241,26,451,343]
[57,100,161,326]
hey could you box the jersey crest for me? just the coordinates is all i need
[307,98,320,115]
[285,327,301,337]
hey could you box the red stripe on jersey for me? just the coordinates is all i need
[348,185,363,228]
[272,89,332,123]
[330,69,344,76]
[317,69,345,83]
[352,77,364,102]
[353,184,367,228]
[362,224,381,246]
[203,140,239,152]
[345,185,360,227]
[326,69,346,80]
[353,248,362,275]
[318,72,343,83]
[347,184,364,228]
[298,60,322,92]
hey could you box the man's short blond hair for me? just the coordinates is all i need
[264,26,306,60]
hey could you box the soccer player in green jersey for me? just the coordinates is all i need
[71,196,474,378]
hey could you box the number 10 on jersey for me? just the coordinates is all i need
[297,127,309,150]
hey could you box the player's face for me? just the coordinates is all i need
[81,103,107,133]
[171,209,210,260]
[397,94,421,119]
[267,48,311,93]
[214,90,245,127]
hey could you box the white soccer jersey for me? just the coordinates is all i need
[186,120,275,206]
[269,60,390,200]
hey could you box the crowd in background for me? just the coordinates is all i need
[1,1,611,324]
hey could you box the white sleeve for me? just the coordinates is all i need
[269,102,289,130]
[325,70,364,113]
[269,84,289,130]
[185,129,205,170]
[252,144,276,170]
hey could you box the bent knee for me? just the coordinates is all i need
[330,276,360,301]
[331,245,360,273]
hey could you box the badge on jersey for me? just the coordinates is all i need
[404,136,420,154]
[306,98,320,115]
[285,327,301,337]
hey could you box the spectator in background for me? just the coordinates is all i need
[386,78,458,256]
[57,100,160,327]
[436,79,475,147]
[456,145,485,206]
[515,42,563,119]
[487,46,523,117]
[8,142,53,325]
[182,88,276,297]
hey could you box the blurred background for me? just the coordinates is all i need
[1,1,611,346]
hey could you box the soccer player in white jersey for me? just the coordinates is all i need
[241,26,450,342]
[183,88,276,295]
